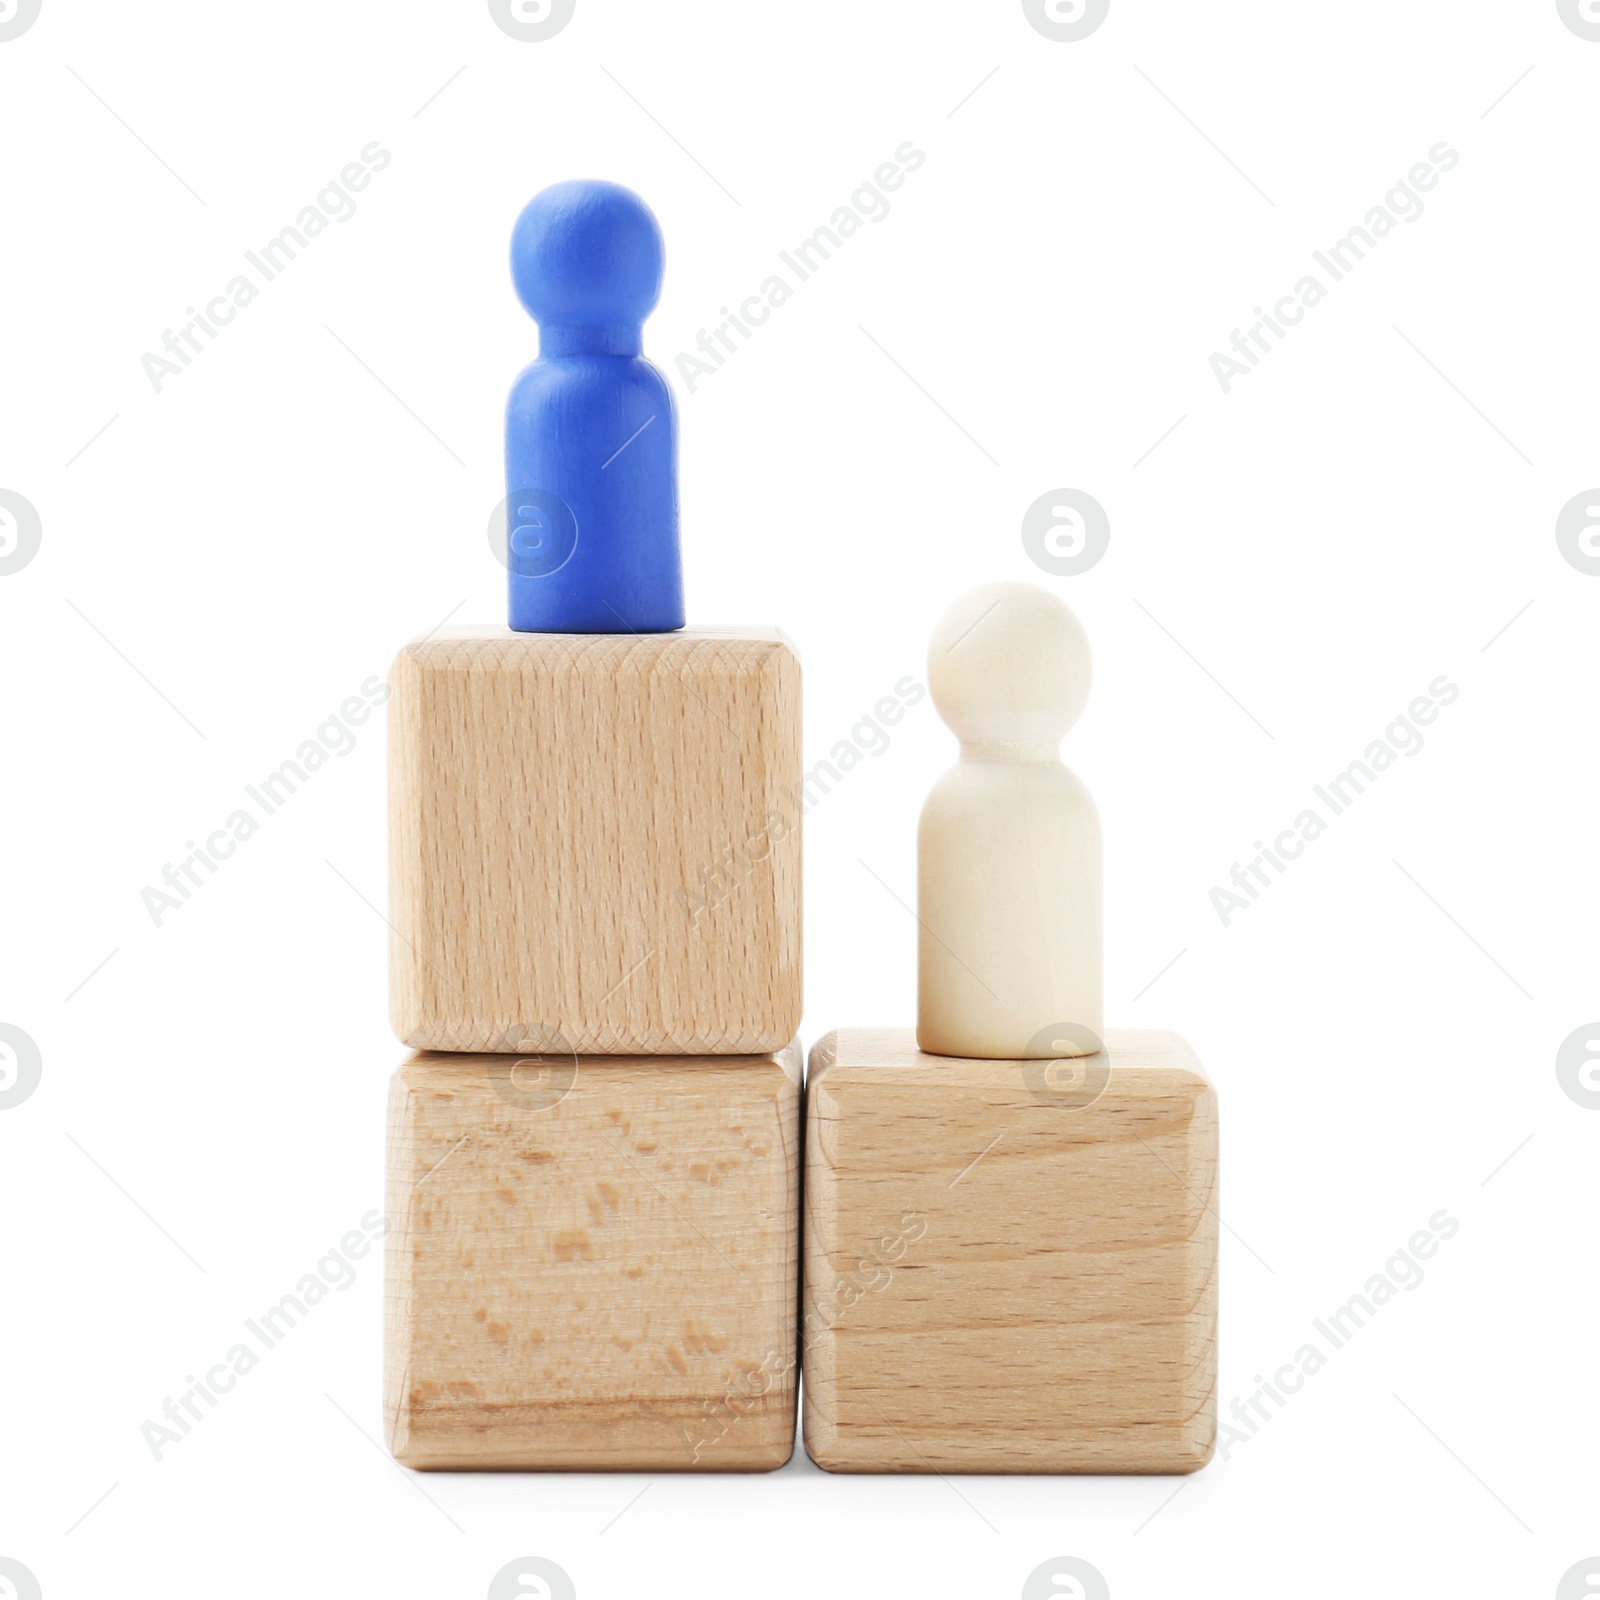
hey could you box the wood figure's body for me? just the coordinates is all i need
[918,583,1103,1058]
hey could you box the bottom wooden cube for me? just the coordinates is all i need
[803,1028,1217,1473]
[386,1044,800,1470]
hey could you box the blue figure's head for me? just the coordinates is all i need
[511,180,664,356]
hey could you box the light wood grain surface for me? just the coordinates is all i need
[803,1027,1217,1473]
[389,625,801,1055]
[386,1044,801,1470]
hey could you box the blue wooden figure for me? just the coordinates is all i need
[506,180,684,633]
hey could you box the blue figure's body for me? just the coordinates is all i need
[506,181,684,633]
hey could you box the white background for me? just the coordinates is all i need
[2,2,1597,1596]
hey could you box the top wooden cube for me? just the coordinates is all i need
[389,626,801,1055]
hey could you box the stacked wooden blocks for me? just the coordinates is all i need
[380,180,1218,1478]
[384,628,803,1469]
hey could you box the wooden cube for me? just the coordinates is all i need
[389,625,801,1055]
[385,1043,801,1470]
[803,1028,1217,1473]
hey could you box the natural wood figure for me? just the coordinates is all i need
[803,1028,1217,1473]
[388,625,801,1055]
[386,1044,801,1470]
[919,582,1102,1060]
